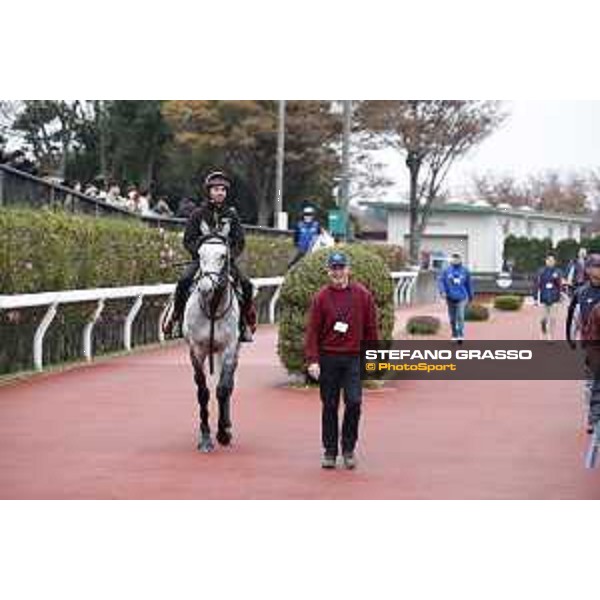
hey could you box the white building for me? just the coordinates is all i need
[367,200,590,272]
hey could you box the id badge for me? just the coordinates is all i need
[333,321,349,334]
[545,282,553,289]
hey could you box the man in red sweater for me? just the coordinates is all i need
[305,251,379,470]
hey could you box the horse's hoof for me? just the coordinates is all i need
[197,435,215,453]
[216,429,233,446]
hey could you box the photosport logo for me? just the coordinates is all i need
[360,341,597,381]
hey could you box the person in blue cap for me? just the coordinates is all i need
[438,252,473,342]
[304,251,379,470]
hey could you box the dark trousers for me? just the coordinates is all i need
[319,355,362,456]
[584,354,600,427]
[173,261,199,318]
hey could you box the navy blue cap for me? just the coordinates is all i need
[327,251,349,267]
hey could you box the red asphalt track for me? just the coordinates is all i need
[1,303,599,499]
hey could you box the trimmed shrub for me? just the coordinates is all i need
[277,244,394,374]
[494,295,524,311]
[406,316,441,335]
[465,302,490,321]
[503,235,553,274]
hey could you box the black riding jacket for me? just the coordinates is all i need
[183,201,245,260]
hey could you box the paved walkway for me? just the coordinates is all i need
[0,300,598,499]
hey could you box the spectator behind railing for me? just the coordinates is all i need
[176,197,198,219]
[3,149,39,176]
[152,196,174,217]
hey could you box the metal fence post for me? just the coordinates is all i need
[0,168,4,205]
[33,302,58,371]
[124,295,144,351]
[82,299,105,361]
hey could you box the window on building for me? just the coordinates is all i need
[502,219,510,235]
[567,224,574,238]
[547,227,554,240]
[526,220,533,236]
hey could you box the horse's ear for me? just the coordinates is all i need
[200,221,211,236]
[220,221,231,238]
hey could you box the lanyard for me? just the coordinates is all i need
[328,287,353,323]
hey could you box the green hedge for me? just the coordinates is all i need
[239,236,295,277]
[494,295,524,311]
[277,244,394,374]
[465,302,490,321]
[406,316,441,335]
[503,235,592,274]
[0,207,295,293]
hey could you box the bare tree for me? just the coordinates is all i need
[356,100,506,263]
[0,100,23,145]
[471,170,590,214]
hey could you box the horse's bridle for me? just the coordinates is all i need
[195,235,235,320]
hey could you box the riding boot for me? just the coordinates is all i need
[163,280,190,336]
[234,272,256,342]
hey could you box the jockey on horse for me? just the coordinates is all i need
[163,170,257,342]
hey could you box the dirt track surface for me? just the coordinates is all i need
[1,302,599,499]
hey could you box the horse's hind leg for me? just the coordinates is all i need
[216,348,239,447]
[191,349,214,453]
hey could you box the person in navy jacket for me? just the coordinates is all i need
[533,253,564,340]
[289,205,322,268]
[438,253,473,342]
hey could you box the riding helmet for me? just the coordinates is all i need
[204,171,232,195]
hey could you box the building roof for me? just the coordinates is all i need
[363,200,591,224]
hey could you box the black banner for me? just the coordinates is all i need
[360,340,600,380]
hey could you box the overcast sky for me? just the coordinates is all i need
[377,100,600,200]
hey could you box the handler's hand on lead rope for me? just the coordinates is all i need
[307,363,320,381]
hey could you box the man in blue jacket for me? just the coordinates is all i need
[534,253,564,340]
[289,205,322,268]
[438,253,473,342]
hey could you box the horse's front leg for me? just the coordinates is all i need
[190,346,214,453]
[216,344,239,447]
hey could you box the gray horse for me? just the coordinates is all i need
[182,225,241,453]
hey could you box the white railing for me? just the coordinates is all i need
[0,278,285,372]
[390,270,419,307]
[252,276,285,324]
[0,271,418,372]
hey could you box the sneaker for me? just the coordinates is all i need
[342,453,356,470]
[451,336,458,342]
[321,454,337,469]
